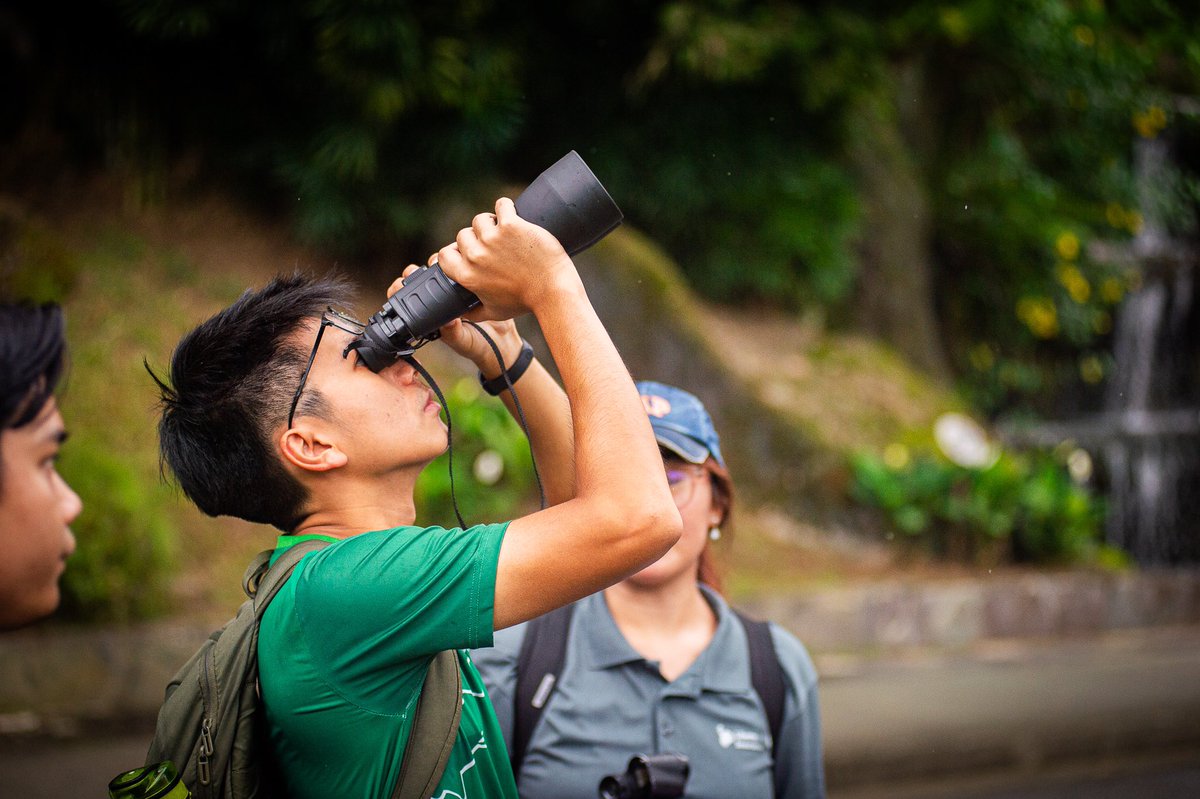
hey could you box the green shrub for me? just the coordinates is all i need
[56,434,175,621]
[49,231,218,622]
[415,377,536,526]
[850,445,1105,564]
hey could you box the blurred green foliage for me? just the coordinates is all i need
[851,445,1107,564]
[416,377,537,526]
[52,233,194,621]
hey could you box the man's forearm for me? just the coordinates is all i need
[530,282,666,512]
[496,360,575,506]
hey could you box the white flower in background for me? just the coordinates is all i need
[473,449,505,485]
[1067,448,1093,483]
[933,412,999,468]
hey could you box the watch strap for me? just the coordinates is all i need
[479,340,535,396]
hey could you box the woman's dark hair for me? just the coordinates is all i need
[1,302,66,430]
[0,303,67,491]
[147,273,355,532]
[697,457,733,595]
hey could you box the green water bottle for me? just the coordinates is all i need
[108,761,191,799]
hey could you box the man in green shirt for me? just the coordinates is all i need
[152,199,682,798]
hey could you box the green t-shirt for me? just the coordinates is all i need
[257,524,517,799]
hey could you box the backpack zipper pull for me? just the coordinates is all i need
[198,717,214,786]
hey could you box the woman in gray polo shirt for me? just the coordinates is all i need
[473,381,824,798]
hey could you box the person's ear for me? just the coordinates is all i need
[279,425,348,473]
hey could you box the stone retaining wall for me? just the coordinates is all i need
[741,568,1200,652]
[2,569,1199,732]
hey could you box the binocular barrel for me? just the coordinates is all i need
[598,753,690,799]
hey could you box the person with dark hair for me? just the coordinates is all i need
[473,381,825,798]
[150,198,681,798]
[0,302,82,629]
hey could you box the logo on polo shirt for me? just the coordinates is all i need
[642,394,672,418]
[715,723,768,752]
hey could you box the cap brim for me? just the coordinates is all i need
[653,428,710,465]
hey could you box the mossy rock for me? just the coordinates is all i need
[549,226,959,530]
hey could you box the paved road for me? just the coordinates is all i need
[2,731,1197,798]
[818,625,1200,793]
[2,626,1199,797]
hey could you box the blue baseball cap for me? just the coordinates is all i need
[636,380,725,468]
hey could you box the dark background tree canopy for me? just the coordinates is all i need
[4,0,1198,418]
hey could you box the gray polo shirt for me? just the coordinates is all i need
[472,587,824,798]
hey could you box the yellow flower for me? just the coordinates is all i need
[1106,202,1126,229]
[1126,210,1144,234]
[1073,25,1096,47]
[1056,264,1091,303]
[1080,355,1105,384]
[1055,231,1080,261]
[1069,279,1091,304]
[1100,277,1124,304]
[1132,106,1167,139]
[969,343,995,371]
[883,443,911,470]
[939,8,970,44]
[1017,296,1059,339]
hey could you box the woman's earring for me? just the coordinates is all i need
[709,526,721,541]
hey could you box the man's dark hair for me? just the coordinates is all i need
[0,302,67,491]
[148,273,356,532]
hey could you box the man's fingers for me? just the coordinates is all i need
[472,212,498,235]
[456,226,483,260]
[386,276,405,297]
[494,197,516,221]
[438,241,465,274]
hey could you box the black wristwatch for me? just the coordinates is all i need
[479,340,535,396]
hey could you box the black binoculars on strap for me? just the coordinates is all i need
[349,151,624,372]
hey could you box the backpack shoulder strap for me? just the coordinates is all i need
[734,609,786,761]
[511,602,575,777]
[246,539,330,612]
[247,539,464,798]
[392,649,463,799]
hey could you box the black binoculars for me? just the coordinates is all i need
[349,151,623,372]
[598,753,690,799]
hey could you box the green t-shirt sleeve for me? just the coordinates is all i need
[289,522,508,704]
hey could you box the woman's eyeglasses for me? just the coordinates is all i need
[665,463,707,508]
[287,307,366,429]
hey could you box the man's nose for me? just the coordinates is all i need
[382,357,418,384]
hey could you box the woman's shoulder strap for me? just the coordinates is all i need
[512,602,577,777]
[733,609,786,760]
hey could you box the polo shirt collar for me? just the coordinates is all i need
[576,586,749,696]
[576,592,646,670]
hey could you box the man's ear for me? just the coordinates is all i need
[279,425,348,473]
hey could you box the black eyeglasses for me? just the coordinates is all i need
[287,307,366,429]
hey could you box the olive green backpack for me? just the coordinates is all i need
[143,539,462,798]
